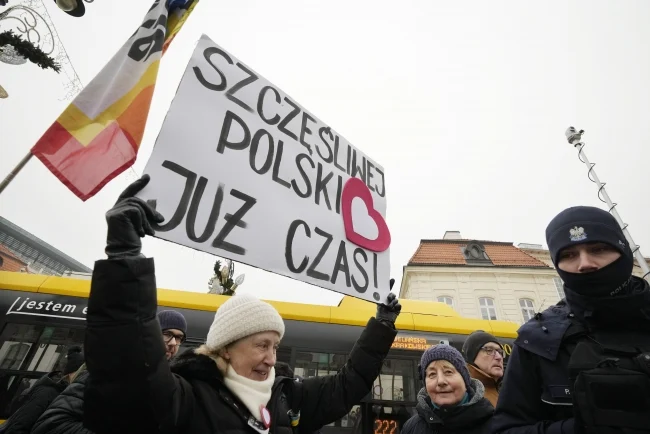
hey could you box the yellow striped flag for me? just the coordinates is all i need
[31,0,198,201]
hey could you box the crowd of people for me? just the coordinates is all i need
[1,175,648,434]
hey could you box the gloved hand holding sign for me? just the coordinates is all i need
[376,279,402,328]
[105,175,165,259]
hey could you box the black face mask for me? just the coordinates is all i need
[557,255,634,297]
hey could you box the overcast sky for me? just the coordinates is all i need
[1,0,649,305]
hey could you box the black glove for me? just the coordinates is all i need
[105,175,165,259]
[376,291,401,326]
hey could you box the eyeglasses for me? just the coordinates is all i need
[480,346,504,358]
[163,331,186,345]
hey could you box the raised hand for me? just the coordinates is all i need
[105,175,165,259]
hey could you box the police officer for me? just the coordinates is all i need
[491,206,650,434]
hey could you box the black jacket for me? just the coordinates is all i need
[83,257,397,434]
[491,277,650,434]
[31,367,93,434]
[402,379,494,434]
[0,372,66,434]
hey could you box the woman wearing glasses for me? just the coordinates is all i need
[461,331,504,407]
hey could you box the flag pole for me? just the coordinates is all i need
[0,152,33,196]
[565,127,650,281]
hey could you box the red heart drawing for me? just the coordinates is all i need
[341,177,391,252]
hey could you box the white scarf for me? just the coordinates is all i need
[223,364,275,422]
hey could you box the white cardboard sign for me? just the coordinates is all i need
[137,34,391,303]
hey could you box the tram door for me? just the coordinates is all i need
[356,356,419,434]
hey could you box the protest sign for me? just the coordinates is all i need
[137,34,391,303]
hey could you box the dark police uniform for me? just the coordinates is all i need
[492,206,650,434]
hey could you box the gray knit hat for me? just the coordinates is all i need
[419,344,471,390]
[158,310,187,336]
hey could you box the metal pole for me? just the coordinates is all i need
[565,127,650,280]
[0,152,33,196]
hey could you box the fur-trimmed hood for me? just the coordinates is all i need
[169,346,225,387]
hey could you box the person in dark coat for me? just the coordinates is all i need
[31,364,92,434]
[274,362,294,379]
[461,330,504,407]
[492,206,650,434]
[31,310,186,434]
[402,344,493,434]
[0,346,84,434]
[82,175,401,434]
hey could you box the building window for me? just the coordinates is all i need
[553,277,565,299]
[437,296,454,308]
[479,297,497,320]
[519,298,536,322]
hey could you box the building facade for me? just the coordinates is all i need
[400,231,650,325]
[399,232,563,325]
[0,216,92,276]
[0,245,28,273]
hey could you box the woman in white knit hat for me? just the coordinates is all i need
[83,176,401,434]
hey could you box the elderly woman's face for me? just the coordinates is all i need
[224,331,280,381]
[425,360,467,407]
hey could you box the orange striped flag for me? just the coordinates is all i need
[31,0,198,201]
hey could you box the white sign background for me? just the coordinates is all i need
[138,34,390,303]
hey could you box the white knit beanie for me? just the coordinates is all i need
[206,293,285,350]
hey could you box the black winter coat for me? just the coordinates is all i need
[83,257,398,434]
[0,372,66,434]
[31,368,93,434]
[491,278,650,434]
[402,379,494,434]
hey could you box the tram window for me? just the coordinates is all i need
[0,323,84,373]
[344,405,361,428]
[294,351,347,378]
[318,405,362,434]
[293,353,362,434]
[179,342,199,356]
[277,347,291,364]
[0,324,42,370]
[371,359,417,402]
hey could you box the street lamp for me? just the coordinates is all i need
[0,1,83,99]
[0,4,57,68]
[54,0,88,17]
[565,127,650,280]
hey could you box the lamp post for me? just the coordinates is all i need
[0,4,56,59]
[0,1,83,99]
[565,127,650,280]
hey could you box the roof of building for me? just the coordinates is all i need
[0,216,92,272]
[408,239,551,268]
